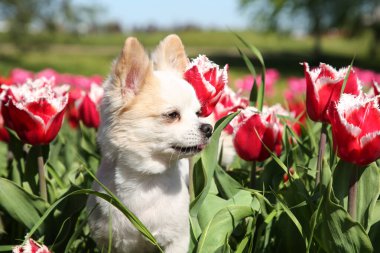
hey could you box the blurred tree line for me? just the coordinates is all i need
[1,0,379,56]
[0,0,119,51]
[240,0,380,57]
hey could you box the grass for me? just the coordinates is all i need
[0,29,379,102]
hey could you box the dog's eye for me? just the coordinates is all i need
[165,111,181,120]
[196,110,201,117]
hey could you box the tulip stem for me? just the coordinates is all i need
[316,123,327,186]
[250,161,256,188]
[348,166,358,220]
[37,146,47,202]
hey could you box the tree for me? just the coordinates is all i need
[0,0,45,50]
[240,0,380,57]
[0,0,105,51]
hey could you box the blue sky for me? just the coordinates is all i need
[76,0,250,30]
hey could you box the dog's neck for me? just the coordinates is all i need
[96,154,184,193]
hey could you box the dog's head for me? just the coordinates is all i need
[99,35,212,173]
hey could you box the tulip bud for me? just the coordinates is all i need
[77,83,103,129]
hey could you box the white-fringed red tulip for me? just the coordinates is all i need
[184,55,228,117]
[13,238,51,253]
[78,83,103,128]
[1,78,68,145]
[329,94,380,166]
[303,62,361,122]
[232,106,282,162]
[213,86,249,134]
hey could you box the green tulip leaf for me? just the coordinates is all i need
[190,112,239,218]
[196,205,254,253]
[0,177,47,232]
[234,33,266,111]
[315,180,373,253]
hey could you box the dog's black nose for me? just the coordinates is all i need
[200,123,213,138]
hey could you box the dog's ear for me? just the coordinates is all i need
[152,34,188,73]
[113,37,152,101]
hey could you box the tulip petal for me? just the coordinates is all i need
[44,108,66,142]
[303,62,321,121]
[7,100,47,145]
[359,132,380,165]
[373,81,380,96]
[78,94,100,128]
[317,63,336,79]
[184,65,214,102]
[23,99,57,125]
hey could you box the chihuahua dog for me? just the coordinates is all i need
[87,35,213,253]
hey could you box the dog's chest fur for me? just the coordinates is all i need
[88,158,189,252]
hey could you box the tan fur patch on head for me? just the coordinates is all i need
[118,74,164,117]
[152,34,188,73]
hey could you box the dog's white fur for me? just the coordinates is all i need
[87,35,210,253]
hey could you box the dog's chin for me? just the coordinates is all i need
[169,143,207,158]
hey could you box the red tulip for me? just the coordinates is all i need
[303,62,361,122]
[35,68,60,82]
[184,55,228,117]
[235,69,280,96]
[13,238,51,253]
[1,78,68,145]
[233,106,282,161]
[77,83,103,128]
[213,86,249,134]
[354,67,377,87]
[10,68,34,84]
[329,94,380,166]
[285,77,306,100]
